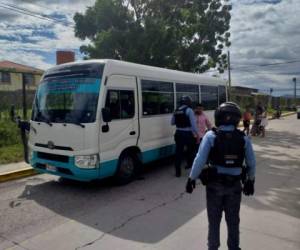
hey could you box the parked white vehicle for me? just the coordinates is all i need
[28,59,226,183]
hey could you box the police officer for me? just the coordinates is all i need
[171,95,199,177]
[185,102,256,250]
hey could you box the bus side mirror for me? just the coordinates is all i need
[102,108,112,123]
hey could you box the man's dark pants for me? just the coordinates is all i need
[174,130,195,176]
[206,180,242,250]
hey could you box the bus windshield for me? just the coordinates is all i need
[32,63,104,124]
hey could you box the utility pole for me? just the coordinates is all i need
[293,77,297,107]
[227,50,231,101]
[269,88,273,108]
[22,73,27,120]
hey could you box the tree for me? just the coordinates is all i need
[74,0,231,73]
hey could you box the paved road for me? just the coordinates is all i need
[1,115,299,250]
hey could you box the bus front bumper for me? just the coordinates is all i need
[31,152,100,182]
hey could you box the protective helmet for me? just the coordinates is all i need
[214,102,242,127]
[180,95,192,107]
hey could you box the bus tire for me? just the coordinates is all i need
[114,152,137,185]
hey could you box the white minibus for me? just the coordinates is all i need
[29,59,227,183]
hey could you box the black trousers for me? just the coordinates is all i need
[174,130,196,175]
[206,181,242,250]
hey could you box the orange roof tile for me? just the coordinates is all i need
[0,60,44,74]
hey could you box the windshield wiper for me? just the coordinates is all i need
[44,119,53,127]
[67,122,85,128]
[38,119,53,127]
[35,111,52,126]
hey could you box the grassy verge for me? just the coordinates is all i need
[0,144,24,164]
[0,119,24,165]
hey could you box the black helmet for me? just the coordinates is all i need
[180,95,192,107]
[214,102,242,127]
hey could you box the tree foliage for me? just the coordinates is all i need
[74,0,231,73]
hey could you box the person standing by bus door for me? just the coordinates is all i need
[185,102,256,250]
[171,95,199,177]
[194,103,212,149]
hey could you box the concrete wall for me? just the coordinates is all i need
[0,72,42,91]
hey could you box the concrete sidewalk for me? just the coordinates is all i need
[0,161,30,174]
[0,161,36,182]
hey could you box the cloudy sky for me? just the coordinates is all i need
[0,0,299,96]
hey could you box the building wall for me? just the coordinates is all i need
[0,72,21,91]
[0,71,42,91]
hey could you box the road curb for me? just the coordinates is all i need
[278,112,296,118]
[0,167,38,183]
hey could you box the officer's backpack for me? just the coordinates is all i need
[208,128,245,168]
[174,106,191,128]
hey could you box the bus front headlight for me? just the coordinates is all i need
[75,154,99,169]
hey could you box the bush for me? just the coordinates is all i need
[0,120,22,147]
[0,144,24,164]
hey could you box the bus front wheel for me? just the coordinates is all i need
[114,153,138,185]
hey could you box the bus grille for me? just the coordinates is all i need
[37,152,69,163]
[35,143,73,151]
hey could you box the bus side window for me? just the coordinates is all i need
[175,83,199,108]
[200,85,218,110]
[120,90,134,119]
[105,90,135,120]
[105,90,120,120]
[218,85,226,105]
[141,79,174,116]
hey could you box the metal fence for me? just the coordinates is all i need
[0,90,35,120]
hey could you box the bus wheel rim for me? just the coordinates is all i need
[120,156,134,177]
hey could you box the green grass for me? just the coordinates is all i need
[0,144,24,164]
[0,120,24,164]
[0,120,22,147]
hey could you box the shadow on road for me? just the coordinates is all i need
[17,159,206,244]
[244,128,300,218]
[16,126,300,243]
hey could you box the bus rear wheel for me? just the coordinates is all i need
[114,153,137,185]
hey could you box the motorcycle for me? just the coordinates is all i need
[272,109,281,119]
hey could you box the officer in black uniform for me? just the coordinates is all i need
[171,96,199,177]
[185,102,256,250]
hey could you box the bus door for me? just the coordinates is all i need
[100,75,139,165]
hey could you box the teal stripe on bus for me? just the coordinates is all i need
[31,144,176,181]
[99,144,175,178]
[141,144,175,164]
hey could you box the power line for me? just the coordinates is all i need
[233,68,300,76]
[0,4,53,22]
[0,2,74,27]
[231,59,300,70]
[12,3,71,26]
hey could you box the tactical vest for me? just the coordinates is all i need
[209,129,245,168]
[174,106,191,128]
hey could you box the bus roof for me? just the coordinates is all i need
[46,59,225,85]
